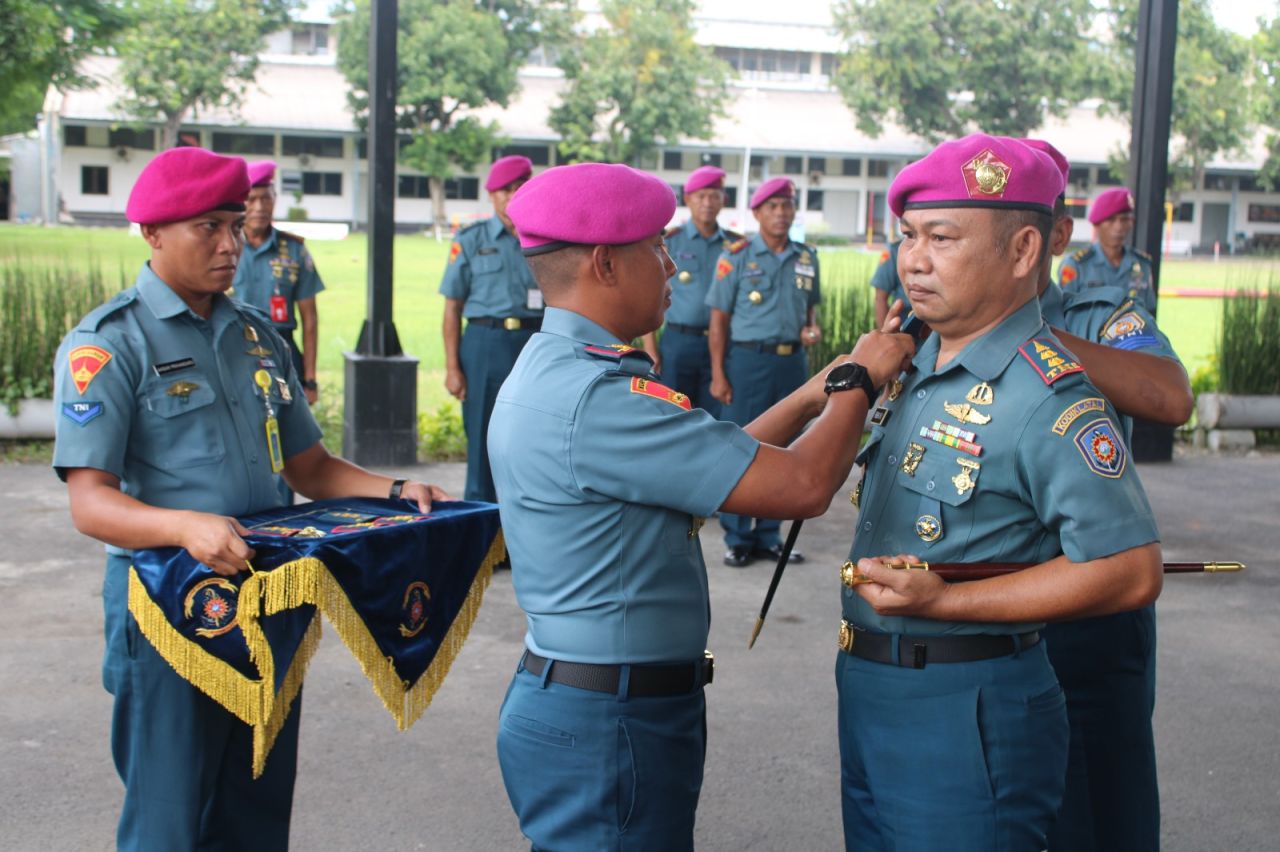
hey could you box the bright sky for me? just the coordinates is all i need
[1210,0,1276,35]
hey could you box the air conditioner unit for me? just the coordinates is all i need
[114,145,130,162]
[297,153,313,167]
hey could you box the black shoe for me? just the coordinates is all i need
[754,543,804,563]
[723,545,755,567]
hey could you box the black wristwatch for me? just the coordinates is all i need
[302,379,318,391]
[388,479,406,500]
[824,362,878,401]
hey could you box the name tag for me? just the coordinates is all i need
[153,357,195,377]
[477,247,499,255]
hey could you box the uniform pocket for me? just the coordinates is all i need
[616,719,637,833]
[502,713,576,748]
[472,253,505,276]
[140,372,227,466]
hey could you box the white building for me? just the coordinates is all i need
[19,0,1280,251]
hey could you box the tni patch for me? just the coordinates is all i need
[62,401,104,426]
[630,377,691,410]
[1073,417,1127,478]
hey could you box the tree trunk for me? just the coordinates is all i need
[161,108,189,149]
[430,175,447,240]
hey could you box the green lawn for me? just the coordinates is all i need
[3,223,1276,394]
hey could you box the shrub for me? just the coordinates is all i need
[417,401,466,461]
[1217,284,1280,395]
[808,265,877,375]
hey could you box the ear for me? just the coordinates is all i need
[140,223,163,250]
[1052,218,1075,255]
[1010,225,1044,280]
[590,244,618,287]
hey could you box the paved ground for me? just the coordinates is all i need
[1,449,1276,851]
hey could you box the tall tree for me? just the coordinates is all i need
[1095,0,1253,196]
[335,0,562,233]
[0,0,125,135]
[549,0,729,165]
[114,0,297,149]
[1252,15,1280,189]
[831,0,1099,142]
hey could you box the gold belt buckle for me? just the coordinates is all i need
[776,343,794,356]
[838,620,855,654]
[503,317,521,331]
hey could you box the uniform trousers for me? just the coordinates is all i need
[103,555,300,852]
[497,659,707,851]
[719,346,807,548]
[461,322,535,503]
[1044,605,1159,852]
[836,638,1068,852]
[658,326,720,417]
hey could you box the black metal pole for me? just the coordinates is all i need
[1127,0,1179,463]
[343,0,418,465]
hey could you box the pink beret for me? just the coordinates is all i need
[1088,187,1135,225]
[749,177,796,209]
[507,163,676,255]
[126,148,250,225]
[888,133,1064,218]
[684,165,726,194]
[485,155,533,192]
[1018,139,1070,191]
[246,160,276,187]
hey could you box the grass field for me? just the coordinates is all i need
[4,222,1277,398]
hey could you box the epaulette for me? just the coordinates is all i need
[276,229,305,244]
[1017,336,1085,389]
[77,290,137,331]
[727,238,750,255]
[1133,247,1152,261]
[1072,246,1095,262]
[579,343,654,377]
[457,219,486,235]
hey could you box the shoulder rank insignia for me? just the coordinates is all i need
[68,345,112,395]
[582,343,653,376]
[448,241,462,264]
[630,377,690,410]
[1018,337,1084,386]
[1060,265,1078,285]
[1052,397,1106,436]
[1073,246,1093,262]
[727,238,750,254]
[715,256,734,280]
[1073,417,1127,478]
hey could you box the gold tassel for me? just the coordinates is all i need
[251,614,322,778]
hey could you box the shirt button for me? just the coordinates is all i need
[916,389,927,399]
[887,455,897,466]
[926,481,936,491]
[230,398,238,406]
[251,455,258,463]
[862,521,872,531]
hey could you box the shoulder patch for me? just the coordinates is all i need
[1059,265,1078,285]
[1051,397,1106,436]
[727,238,750,254]
[448,241,462,264]
[715,256,734,280]
[1102,310,1144,340]
[1017,337,1085,386]
[1100,299,1137,330]
[68,344,113,394]
[1073,417,1127,478]
[629,377,691,410]
[77,290,137,332]
[879,249,890,264]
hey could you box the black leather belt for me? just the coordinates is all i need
[666,322,709,336]
[520,650,714,697]
[467,316,542,331]
[733,340,801,355]
[838,620,1040,669]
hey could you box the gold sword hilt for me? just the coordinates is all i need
[840,560,931,587]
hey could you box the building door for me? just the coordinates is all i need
[1201,202,1230,251]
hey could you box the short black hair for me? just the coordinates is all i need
[524,245,592,296]
[993,209,1053,265]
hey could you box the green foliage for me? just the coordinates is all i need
[0,0,125,135]
[1189,356,1219,397]
[1096,0,1253,195]
[831,0,1098,142]
[1217,285,1280,395]
[114,0,297,148]
[0,262,125,413]
[1254,17,1280,189]
[550,0,729,164]
[417,402,466,461]
[807,261,878,376]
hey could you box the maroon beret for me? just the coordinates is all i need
[1088,187,1135,225]
[684,165,726,194]
[247,160,276,187]
[486,155,534,192]
[126,148,250,225]
[889,133,1064,218]
[749,177,796,209]
[507,163,676,255]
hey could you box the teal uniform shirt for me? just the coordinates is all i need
[870,240,909,311]
[705,234,821,342]
[488,307,759,663]
[847,298,1160,636]
[1058,243,1155,312]
[231,228,325,332]
[52,263,323,549]
[663,220,740,328]
[438,216,541,318]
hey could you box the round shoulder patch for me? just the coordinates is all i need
[1073,418,1127,478]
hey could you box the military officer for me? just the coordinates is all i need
[490,162,914,852]
[706,177,823,567]
[1058,187,1157,313]
[871,239,909,327]
[233,160,324,404]
[637,164,741,415]
[1023,138,1192,852]
[838,134,1163,852]
[52,148,446,852]
[439,154,541,503]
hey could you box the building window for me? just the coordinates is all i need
[724,187,737,208]
[1247,204,1280,223]
[820,53,838,79]
[663,151,684,171]
[1066,167,1090,189]
[1171,202,1194,222]
[397,175,430,198]
[81,165,108,195]
[302,172,343,196]
[1202,173,1232,191]
[492,144,551,166]
[842,158,861,176]
[65,125,87,147]
[1065,198,1089,219]
[1096,167,1123,186]
[291,24,330,55]
[868,159,892,178]
[809,157,827,175]
[108,127,155,150]
[784,156,804,174]
[282,135,345,159]
[699,152,722,168]
[212,132,274,156]
[806,190,824,211]
[444,177,479,200]
[176,129,202,147]
[1238,175,1263,192]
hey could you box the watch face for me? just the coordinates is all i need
[825,362,861,391]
